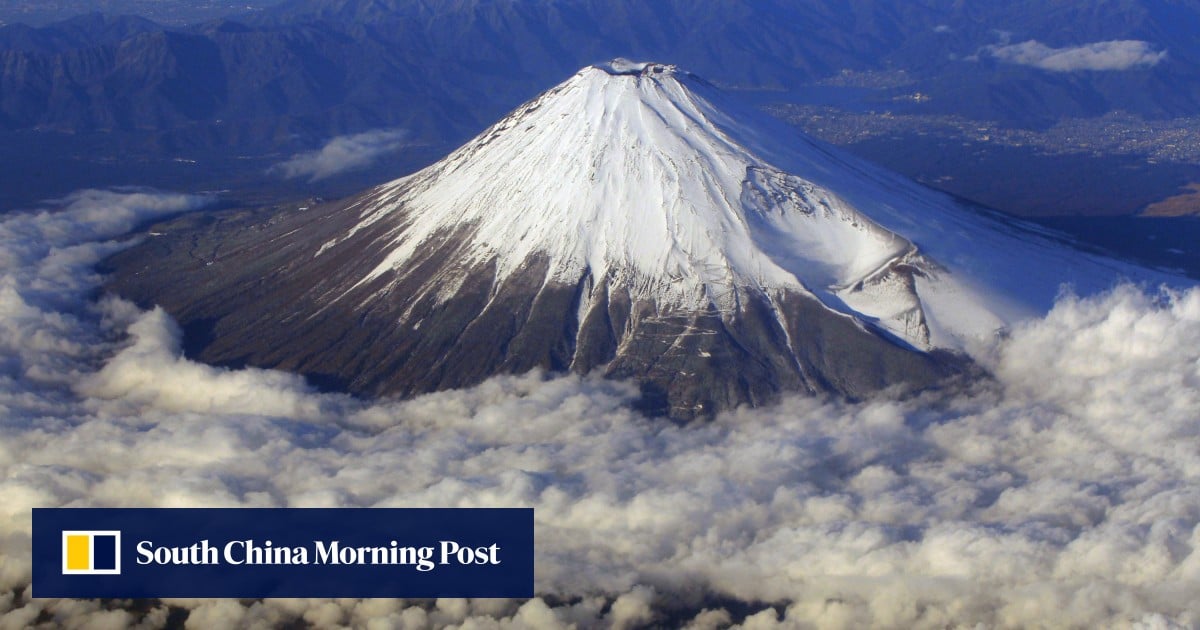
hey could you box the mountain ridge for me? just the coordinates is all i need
[4,0,1200,141]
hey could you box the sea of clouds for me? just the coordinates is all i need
[1,190,1199,629]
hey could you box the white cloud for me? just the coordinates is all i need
[1,190,1200,627]
[270,129,409,181]
[78,307,339,420]
[984,39,1168,72]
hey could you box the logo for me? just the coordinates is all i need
[61,531,121,575]
[35,509,532,598]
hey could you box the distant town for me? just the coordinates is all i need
[771,104,1200,166]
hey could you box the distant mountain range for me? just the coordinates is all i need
[3,0,1200,148]
[0,1,285,27]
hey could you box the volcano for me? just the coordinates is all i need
[107,60,1174,418]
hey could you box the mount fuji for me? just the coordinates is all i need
[107,60,1184,418]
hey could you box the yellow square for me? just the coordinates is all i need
[66,535,89,571]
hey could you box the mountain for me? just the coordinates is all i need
[0,3,285,28]
[105,60,1181,418]
[4,1,1200,141]
[0,13,161,52]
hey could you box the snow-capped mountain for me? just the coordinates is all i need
[108,60,1182,418]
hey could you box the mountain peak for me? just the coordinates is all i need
[592,58,677,76]
[312,61,1175,353]
[328,62,935,349]
[331,59,904,336]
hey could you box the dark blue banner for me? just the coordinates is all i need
[33,508,534,598]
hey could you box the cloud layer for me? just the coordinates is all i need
[271,129,409,182]
[984,40,1168,72]
[1,191,1199,628]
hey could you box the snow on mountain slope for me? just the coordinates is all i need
[316,59,1174,352]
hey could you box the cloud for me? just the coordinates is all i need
[78,307,339,420]
[1,190,1200,627]
[983,39,1168,72]
[270,129,409,181]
